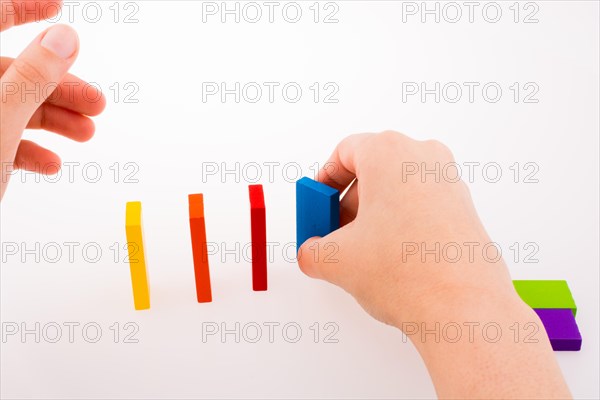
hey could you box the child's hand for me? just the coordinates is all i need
[0,1,105,200]
[298,131,571,399]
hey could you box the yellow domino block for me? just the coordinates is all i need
[125,202,150,310]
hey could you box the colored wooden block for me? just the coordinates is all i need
[296,177,340,250]
[534,308,582,351]
[249,185,267,291]
[513,280,577,316]
[125,202,150,310]
[189,194,213,303]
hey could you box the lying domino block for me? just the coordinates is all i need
[249,185,267,291]
[513,280,577,316]
[534,308,582,351]
[296,177,340,250]
[125,202,150,310]
[189,194,213,303]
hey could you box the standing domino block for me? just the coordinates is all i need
[189,194,212,303]
[249,185,267,291]
[534,308,582,351]
[125,202,150,310]
[296,177,340,250]
[513,280,577,316]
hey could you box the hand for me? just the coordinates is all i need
[0,0,106,200]
[298,131,570,398]
[298,131,518,326]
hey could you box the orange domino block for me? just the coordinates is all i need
[125,202,150,310]
[188,194,212,303]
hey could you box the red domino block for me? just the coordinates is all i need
[188,194,212,303]
[249,185,267,291]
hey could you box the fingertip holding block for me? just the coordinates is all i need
[249,185,267,291]
[296,177,340,250]
[189,194,212,303]
[513,280,577,316]
[125,201,150,311]
[534,308,582,351]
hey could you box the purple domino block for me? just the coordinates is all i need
[534,308,582,351]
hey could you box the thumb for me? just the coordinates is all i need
[1,24,79,160]
[297,231,348,287]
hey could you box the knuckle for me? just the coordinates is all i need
[425,139,454,158]
[339,133,361,150]
[373,130,414,150]
[362,131,411,160]
[12,59,51,87]
[366,131,401,152]
[378,130,403,143]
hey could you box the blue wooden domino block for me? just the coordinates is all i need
[296,177,340,250]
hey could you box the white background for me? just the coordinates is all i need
[1,1,599,398]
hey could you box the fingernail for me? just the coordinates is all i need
[40,25,78,59]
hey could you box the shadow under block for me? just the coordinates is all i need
[534,308,582,351]
[296,177,340,249]
[513,280,577,316]
[249,185,267,291]
[125,202,150,310]
[189,194,212,303]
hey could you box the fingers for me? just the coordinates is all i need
[317,133,373,193]
[1,55,104,143]
[13,139,61,173]
[316,133,373,227]
[297,229,351,288]
[0,0,62,32]
[0,24,79,165]
[1,57,105,116]
[27,102,95,142]
[299,134,374,286]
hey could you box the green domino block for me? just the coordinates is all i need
[513,280,577,316]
